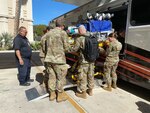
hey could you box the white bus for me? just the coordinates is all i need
[53,0,150,90]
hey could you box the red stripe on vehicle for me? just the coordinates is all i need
[119,64,150,80]
[66,57,77,62]
[119,60,150,76]
[125,50,150,63]
[116,70,137,82]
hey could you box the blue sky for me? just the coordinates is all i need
[32,0,77,25]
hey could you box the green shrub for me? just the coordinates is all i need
[0,32,13,50]
[30,41,41,50]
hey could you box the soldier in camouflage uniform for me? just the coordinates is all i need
[103,33,122,91]
[39,21,56,64]
[44,20,71,102]
[39,26,50,65]
[39,24,55,89]
[70,25,95,99]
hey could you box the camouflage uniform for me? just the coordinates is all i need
[40,22,56,63]
[104,39,122,86]
[44,27,71,93]
[39,34,47,65]
[39,33,49,87]
[71,33,94,92]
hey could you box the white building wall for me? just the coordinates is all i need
[20,0,33,41]
[26,0,33,42]
[0,0,8,34]
[0,0,33,42]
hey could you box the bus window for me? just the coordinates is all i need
[131,0,150,26]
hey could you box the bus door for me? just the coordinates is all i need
[120,0,150,89]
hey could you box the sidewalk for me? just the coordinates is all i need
[0,66,149,113]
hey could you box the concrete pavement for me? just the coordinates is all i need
[0,66,150,113]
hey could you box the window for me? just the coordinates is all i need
[131,0,150,26]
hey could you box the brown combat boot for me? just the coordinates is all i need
[57,92,68,103]
[49,91,56,101]
[75,91,87,99]
[103,85,112,91]
[87,89,93,96]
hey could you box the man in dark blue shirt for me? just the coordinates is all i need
[13,26,33,86]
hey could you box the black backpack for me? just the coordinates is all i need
[83,35,99,62]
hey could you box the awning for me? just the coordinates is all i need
[53,0,93,6]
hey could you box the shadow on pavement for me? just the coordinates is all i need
[36,73,44,84]
[118,79,150,102]
[136,101,150,113]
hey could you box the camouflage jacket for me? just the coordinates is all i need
[70,33,90,64]
[39,33,47,58]
[105,39,122,62]
[44,27,70,64]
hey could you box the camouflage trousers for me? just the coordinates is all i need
[77,63,94,92]
[104,61,119,85]
[47,63,68,92]
[40,57,49,86]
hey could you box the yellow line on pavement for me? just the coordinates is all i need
[65,93,86,113]
[32,60,86,113]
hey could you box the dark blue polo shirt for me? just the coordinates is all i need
[13,34,32,59]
